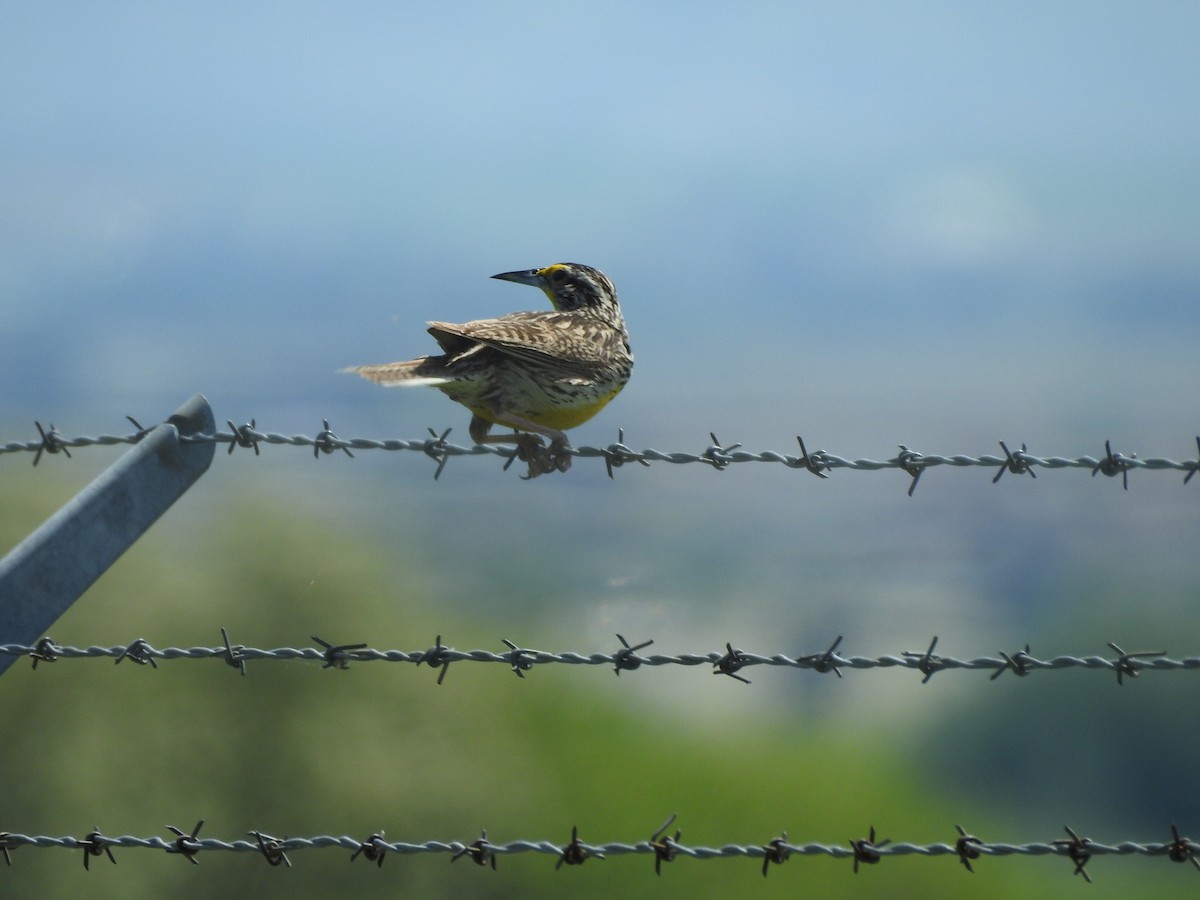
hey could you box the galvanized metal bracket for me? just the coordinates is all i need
[0,394,215,676]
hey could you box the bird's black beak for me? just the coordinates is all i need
[491,268,544,287]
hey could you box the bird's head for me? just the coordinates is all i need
[492,263,620,316]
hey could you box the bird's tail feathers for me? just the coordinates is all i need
[341,360,452,387]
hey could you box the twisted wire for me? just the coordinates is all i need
[2,634,1191,685]
[1,827,1196,871]
[3,420,1198,486]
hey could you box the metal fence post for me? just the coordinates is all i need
[0,394,215,675]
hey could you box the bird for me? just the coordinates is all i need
[345,263,632,477]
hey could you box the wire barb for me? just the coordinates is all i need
[351,832,388,868]
[31,421,71,466]
[799,635,845,677]
[648,815,680,875]
[422,427,453,479]
[1054,825,1093,883]
[165,821,204,866]
[713,642,752,684]
[1185,437,1200,484]
[1162,824,1200,871]
[115,638,158,668]
[602,427,651,479]
[125,415,151,442]
[312,635,368,670]
[451,829,497,869]
[501,639,535,678]
[1107,641,1166,685]
[612,633,654,675]
[895,445,926,495]
[249,831,292,867]
[903,636,944,683]
[955,824,984,873]
[556,826,603,869]
[791,434,831,478]
[313,418,353,459]
[701,432,741,470]
[991,644,1034,680]
[850,825,891,873]
[417,634,452,684]
[220,627,247,675]
[29,636,59,670]
[81,828,117,871]
[761,832,790,877]
[993,440,1036,483]
[1091,439,1134,490]
[226,419,261,455]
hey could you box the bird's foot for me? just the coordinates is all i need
[514,433,571,478]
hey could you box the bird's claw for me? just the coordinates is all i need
[515,435,571,478]
[550,438,571,473]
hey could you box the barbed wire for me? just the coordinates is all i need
[2,632,1192,685]
[1,821,1197,880]
[3,417,1198,488]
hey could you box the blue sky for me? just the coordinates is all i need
[4,0,1196,596]
[3,2,1197,439]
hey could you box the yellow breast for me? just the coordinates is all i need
[469,385,624,432]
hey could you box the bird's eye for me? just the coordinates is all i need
[550,269,567,283]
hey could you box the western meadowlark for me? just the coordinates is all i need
[345,263,632,477]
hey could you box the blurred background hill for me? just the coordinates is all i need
[2,2,1198,897]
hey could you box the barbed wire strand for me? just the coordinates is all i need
[5,423,1200,886]
[2,633,1192,685]
[1,823,1198,880]
[3,419,1199,488]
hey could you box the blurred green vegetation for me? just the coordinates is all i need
[0,466,1191,898]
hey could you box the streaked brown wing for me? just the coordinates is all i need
[427,313,602,376]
